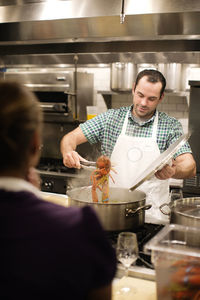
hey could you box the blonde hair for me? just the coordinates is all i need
[0,81,42,170]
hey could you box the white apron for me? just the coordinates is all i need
[110,111,169,224]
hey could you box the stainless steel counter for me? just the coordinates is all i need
[116,264,155,281]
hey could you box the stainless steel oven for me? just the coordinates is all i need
[4,69,96,193]
[4,70,94,121]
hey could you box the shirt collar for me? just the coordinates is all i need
[0,177,41,198]
[129,105,157,125]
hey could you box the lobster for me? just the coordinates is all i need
[159,258,200,300]
[90,155,116,203]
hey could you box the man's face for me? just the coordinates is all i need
[132,76,164,119]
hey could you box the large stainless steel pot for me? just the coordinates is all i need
[160,197,200,228]
[160,197,200,247]
[158,63,182,91]
[110,62,137,93]
[67,186,151,231]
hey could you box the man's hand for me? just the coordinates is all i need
[60,127,88,169]
[155,153,196,180]
[155,160,176,180]
[63,150,86,169]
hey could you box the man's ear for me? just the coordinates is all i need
[159,92,165,103]
[132,83,135,95]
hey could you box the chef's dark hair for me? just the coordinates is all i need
[134,69,166,99]
[0,80,42,171]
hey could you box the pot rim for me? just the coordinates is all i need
[174,210,200,219]
[67,198,145,206]
[67,186,146,205]
[171,197,200,219]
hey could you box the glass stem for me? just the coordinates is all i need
[124,267,129,277]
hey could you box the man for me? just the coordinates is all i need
[60,69,196,224]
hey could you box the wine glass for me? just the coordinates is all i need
[116,232,138,295]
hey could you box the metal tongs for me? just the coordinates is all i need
[80,160,96,169]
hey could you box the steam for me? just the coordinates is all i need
[66,167,93,190]
[66,143,101,192]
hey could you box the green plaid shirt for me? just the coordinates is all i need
[80,106,191,158]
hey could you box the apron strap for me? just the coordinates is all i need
[152,111,158,141]
[121,112,129,135]
[121,110,159,140]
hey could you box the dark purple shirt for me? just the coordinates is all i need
[0,190,116,299]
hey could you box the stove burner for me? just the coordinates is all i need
[106,223,164,269]
[37,160,76,174]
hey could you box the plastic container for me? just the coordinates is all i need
[144,224,200,300]
[86,106,97,120]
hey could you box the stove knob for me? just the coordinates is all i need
[43,180,54,191]
[66,185,71,191]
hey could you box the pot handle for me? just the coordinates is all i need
[159,203,171,216]
[125,204,152,217]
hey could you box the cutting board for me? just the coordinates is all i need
[112,276,157,300]
[40,191,69,207]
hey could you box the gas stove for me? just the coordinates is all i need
[38,159,77,174]
[37,158,90,194]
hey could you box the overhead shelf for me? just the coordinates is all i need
[97,90,189,96]
[97,90,190,109]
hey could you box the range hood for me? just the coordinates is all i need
[0,0,200,66]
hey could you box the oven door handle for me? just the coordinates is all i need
[56,76,67,81]
[40,103,67,112]
[40,104,55,109]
